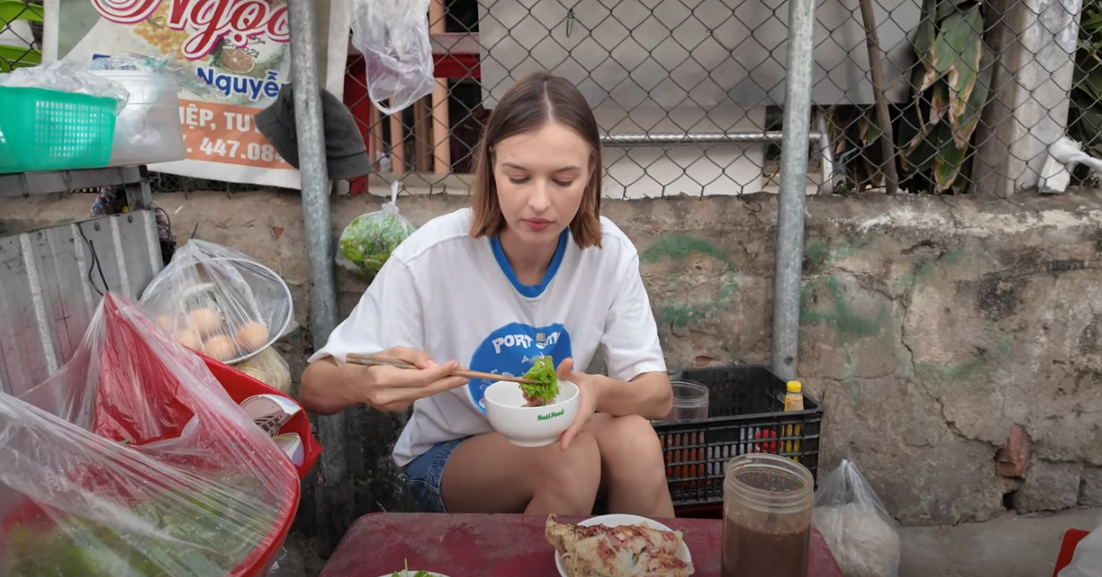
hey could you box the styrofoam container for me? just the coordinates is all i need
[484,380,579,447]
[91,70,185,167]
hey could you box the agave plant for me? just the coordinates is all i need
[826,0,993,194]
[1070,0,1102,163]
[896,0,993,193]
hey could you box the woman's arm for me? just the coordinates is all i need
[590,371,673,420]
[592,247,673,419]
[300,358,370,415]
[298,259,466,414]
[301,348,467,414]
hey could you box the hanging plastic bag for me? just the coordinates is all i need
[339,180,416,279]
[1059,517,1102,577]
[139,239,294,366]
[0,293,299,577]
[350,0,434,115]
[811,459,901,577]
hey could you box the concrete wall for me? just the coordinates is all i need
[4,189,1102,532]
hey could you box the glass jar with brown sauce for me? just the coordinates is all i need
[722,453,815,577]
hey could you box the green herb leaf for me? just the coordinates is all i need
[520,356,559,405]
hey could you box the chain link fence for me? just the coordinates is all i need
[340,0,1098,198]
[0,0,1096,197]
[0,0,41,73]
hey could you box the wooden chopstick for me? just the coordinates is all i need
[346,353,538,385]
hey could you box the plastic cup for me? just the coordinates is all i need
[658,380,709,422]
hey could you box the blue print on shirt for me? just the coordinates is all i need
[467,322,573,413]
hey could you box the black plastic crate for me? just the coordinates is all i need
[654,365,822,517]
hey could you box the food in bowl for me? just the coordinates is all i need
[520,355,560,407]
[484,380,579,448]
[545,514,695,577]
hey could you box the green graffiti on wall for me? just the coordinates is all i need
[899,249,968,289]
[659,274,739,331]
[642,233,737,337]
[800,277,892,343]
[914,334,1016,383]
[641,234,730,265]
[804,235,874,270]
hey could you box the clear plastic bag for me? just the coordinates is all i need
[0,293,299,577]
[1059,517,1102,577]
[811,459,901,577]
[339,180,416,279]
[88,52,218,99]
[139,239,294,366]
[0,60,130,113]
[236,347,292,395]
[350,0,434,115]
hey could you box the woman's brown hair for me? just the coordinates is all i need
[468,71,603,249]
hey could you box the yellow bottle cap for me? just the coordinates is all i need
[787,381,802,393]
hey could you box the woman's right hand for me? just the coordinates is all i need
[353,346,469,411]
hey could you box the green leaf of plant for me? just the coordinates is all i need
[914,0,940,60]
[953,42,994,149]
[947,7,984,124]
[930,81,950,125]
[1076,68,1102,102]
[859,111,882,145]
[933,123,968,191]
[925,10,977,91]
[936,0,970,22]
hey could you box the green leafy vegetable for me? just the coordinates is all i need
[520,356,559,406]
[2,476,279,577]
[339,205,416,279]
[391,559,431,577]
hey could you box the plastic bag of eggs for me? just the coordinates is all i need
[157,307,270,363]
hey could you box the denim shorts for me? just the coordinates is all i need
[402,438,466,512]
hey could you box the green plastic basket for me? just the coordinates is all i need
[0,85,116,174]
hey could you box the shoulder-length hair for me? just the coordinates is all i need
[468,71,603,249]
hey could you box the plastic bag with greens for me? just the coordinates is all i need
[0,293,299,577]
[340,180,416,279]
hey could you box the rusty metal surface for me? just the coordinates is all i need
[0,210,163,396]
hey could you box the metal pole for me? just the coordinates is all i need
[288,0,347,554]
[771,0,817,382]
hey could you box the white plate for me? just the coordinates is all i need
[553,513,693,577]
[376,568,449,572]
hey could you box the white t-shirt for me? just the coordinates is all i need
[309,208,666,468]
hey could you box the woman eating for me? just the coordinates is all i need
[299,71,675,518]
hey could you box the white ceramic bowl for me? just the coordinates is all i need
[483,380,579,448]
[553,514,693,577]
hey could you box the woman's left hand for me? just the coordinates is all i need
[556,358,599,451]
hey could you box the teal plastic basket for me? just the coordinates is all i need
[0,85,117,174]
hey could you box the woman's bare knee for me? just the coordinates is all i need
[529,431,602,514]
[592,415,668,490]
[596,416,664,472]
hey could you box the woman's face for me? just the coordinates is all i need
[492,120,591,246]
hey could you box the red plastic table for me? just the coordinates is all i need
[319,513,843,577]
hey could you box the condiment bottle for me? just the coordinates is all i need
[721,454,815,577]
[783,381,804,460]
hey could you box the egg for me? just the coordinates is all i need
[174,330,202,351]
[202,335,237,362]
[188,308,223,338]
[155,314,176,332]
[235,321,269,353]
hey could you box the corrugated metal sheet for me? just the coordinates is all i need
[0,210,163,397]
